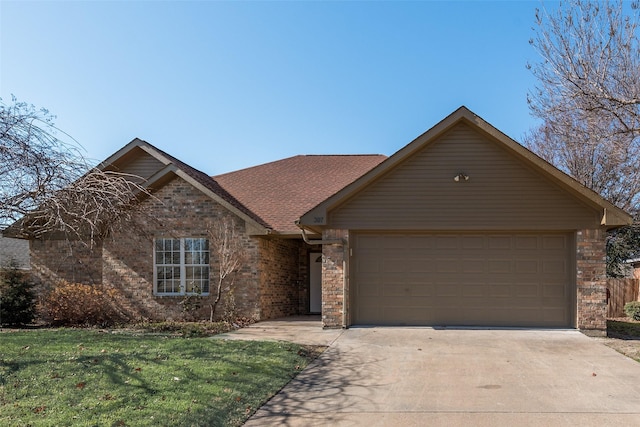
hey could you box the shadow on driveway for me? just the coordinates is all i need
[243,327,640,426]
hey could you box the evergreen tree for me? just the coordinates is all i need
[0,261,36,326]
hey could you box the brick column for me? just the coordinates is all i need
[576,228,607,335]
[321,229,348,328]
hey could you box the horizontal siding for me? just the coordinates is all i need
[114,148,165,180]
[330,123,600,230]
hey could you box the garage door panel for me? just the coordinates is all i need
[515,260,539,274]
[352,233,573,327]
[489,284,512,297]
[461,283,487,297]
[436,259,460,273]
[357,259,380,273]
[436,236,459,249]
[463,260,486,274]
[543,282,566,298]
[512,283,540,297]
[407,283,436,296]
[515,236,539,249]
[462,236,485,249]
[357,280,381,297]
[405,259,435,272]
[382,307,429,324]
[543,235,567,249]
[488,260,512,273]
[546,309,569,322]
[382,284,409,297]
[543,260,567,274]
[488,236,511,249]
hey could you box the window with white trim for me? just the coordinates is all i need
[154,238,210,295]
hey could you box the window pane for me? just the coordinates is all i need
[185,266,209,294]
[156,238,181,266]
[156,266,181,294]
[185,238,209,266]
[201,267,210,293]
[170,267,180,293]
[155,238,208,295]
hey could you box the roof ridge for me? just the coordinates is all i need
[301,154,386,157]
[214,153,387,178]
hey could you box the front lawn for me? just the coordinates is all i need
[0,329,320,426]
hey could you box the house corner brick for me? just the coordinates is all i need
[576,228,607,334]
[321,229,348,328]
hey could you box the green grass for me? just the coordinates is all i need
[0,329,321,426]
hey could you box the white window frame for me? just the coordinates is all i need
[153,237,210,296]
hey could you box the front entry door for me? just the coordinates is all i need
[310,253,322,313]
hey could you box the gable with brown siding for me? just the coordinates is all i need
[330,122,601,231]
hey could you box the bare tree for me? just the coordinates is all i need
[526,0,640,211]
[207,218,246,322]
[0,96,150,242]
[526,0,640,276]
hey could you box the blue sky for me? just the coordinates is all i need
[1,0,546,175]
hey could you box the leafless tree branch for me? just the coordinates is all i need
[526,0,640,213]
[1,96,152,243]
[526,1,640,276]
[207,218,246,322]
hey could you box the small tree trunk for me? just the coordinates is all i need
[209,276,224,322]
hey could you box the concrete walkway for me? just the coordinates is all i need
[220,320,640,426]
[214,316,343,346]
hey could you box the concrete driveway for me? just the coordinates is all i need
[227,319,640,426]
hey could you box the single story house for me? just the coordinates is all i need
[29,107,631,334]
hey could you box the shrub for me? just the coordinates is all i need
[0,261,36,326]
[41,281,129,326]
[624,301,640,321]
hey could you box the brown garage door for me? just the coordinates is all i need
[351,233,574,327]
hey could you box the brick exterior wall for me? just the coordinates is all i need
[30,176,313,322]
[576,228,608,335]
[321,229,348,328]
[0,235,30,269]
[31,239,103,287]
[103,177,263,321]
[31,178,303,320]
[257,238,307,320]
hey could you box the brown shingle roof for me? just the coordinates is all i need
[133,139,271,229]
[214,155,387,234]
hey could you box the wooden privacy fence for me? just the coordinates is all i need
[607,278,640,318]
